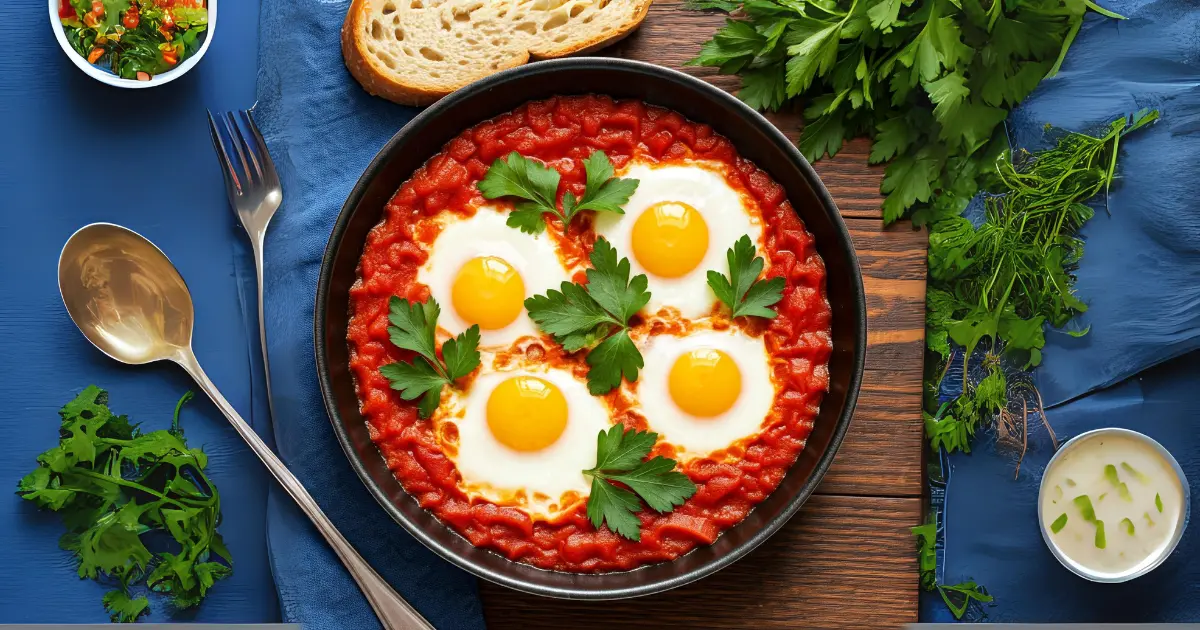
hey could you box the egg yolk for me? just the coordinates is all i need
[668,349,742,417]
[451,256,525,330]
[487,376,569,452]
[631,201,710,278]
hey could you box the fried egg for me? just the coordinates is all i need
[636,329,776,461]
[594,162,763,318]
[420,207,570,348]
[439,362,611,520]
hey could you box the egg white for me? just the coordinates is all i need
[420,206,570,348]
[440,363,611,520]
[594,161,763,318]
[636,329,776,461]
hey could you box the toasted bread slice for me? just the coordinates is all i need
[342,0,653,107]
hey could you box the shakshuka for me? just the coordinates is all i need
[346,95,832,572]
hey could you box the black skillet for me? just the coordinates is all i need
[315,57,866,600]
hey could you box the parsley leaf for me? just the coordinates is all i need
[688,0,1126,222]
[18,387,232,621]
[479,150,638,234]
[707,234,785,319]
[572,151,640,215]
[585,331,643,395]
[379,296,480,418]
[102,590,150,623]
[525,238,651,394]
[585,237,651,324]
[582,425,696,541]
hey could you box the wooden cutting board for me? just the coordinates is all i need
[482,3,928,627]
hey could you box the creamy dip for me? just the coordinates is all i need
[1041,432,1184,577]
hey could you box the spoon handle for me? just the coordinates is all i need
[176,350,435,630]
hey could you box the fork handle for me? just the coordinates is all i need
[176,349,435,630]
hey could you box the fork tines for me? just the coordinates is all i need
[207,109,280,202]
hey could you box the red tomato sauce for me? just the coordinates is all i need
[346,95,832,572]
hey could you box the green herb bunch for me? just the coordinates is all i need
[923,110,1158,453]
[17,387,231,623]
[687,0,1124,223]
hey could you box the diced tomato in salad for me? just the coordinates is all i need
[59,0,208,80]
[59,0,205,19]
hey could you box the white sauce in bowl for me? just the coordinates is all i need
[1040,432,1184,577]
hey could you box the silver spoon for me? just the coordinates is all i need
[58,222,433,630]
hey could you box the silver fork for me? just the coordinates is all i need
[207,109,281,419]
[206,111,433,630]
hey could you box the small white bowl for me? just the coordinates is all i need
[1038,427,1190,583]
[48,0,218,88]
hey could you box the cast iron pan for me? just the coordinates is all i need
[315,57,866,600]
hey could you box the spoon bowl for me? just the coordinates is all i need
[59,223,193,365]
[56,222,433,630]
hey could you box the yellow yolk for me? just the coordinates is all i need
[486,376,569,452]
[630,201,710,278]
[668,349,742,417]
[451,256,525,330]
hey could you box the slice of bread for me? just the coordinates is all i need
[342,0,654,106]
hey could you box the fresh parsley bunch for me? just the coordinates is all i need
[583,426,697,541]
[688,0,1124,223]
[525,238,651,394]
[478,150,639,234]
[17,387,232,623]
[379,297,481,418]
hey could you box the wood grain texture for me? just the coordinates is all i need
[602,0,888,218]
[482,3,927,628]
[481,495,921,630]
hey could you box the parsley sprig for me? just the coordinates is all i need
[478,150,639,234]
[708,234,786,319]
[525,238,650,394]
[687,0,1126,223]
[379,297,481,418]
[583,425,697,541]
[18,387,232,623]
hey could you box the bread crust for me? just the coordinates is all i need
[342,0,654,107]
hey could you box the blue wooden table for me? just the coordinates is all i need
[0,0,282,622]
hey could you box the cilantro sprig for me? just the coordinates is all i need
[583,425,697,541]
[378,296,481,418]
[687,0,1126,223]
[708,234,785,319]
[17,387,232,623]
[525,238,650,394]
[478,150,639,234]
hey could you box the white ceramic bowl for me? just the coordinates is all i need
[49,0,217,88]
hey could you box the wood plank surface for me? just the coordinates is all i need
[481,496,921,630]
[483,2,928,628]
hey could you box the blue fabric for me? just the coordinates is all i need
[254,2,486,629]
[1020,0,1200,407]
[926,350,1200,622]
[925,0,1200,620]
[0,0,280,623]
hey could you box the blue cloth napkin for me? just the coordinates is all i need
[927,349,1200,622]
[253,2,486,629]
[0,0,281,623]
[1020,0,1200,407]
[925,0,1200,620]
